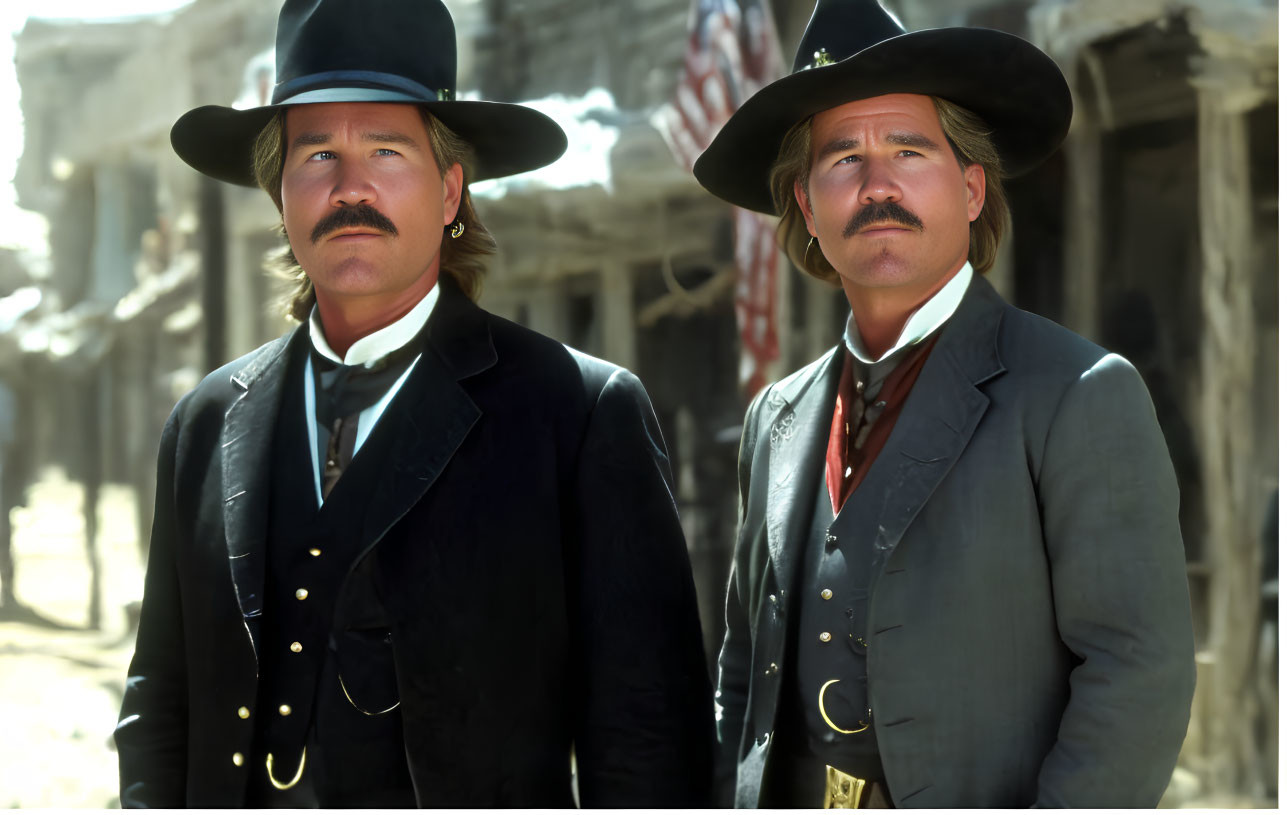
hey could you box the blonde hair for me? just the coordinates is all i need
[769,95,1010,284]
[252,106,497,320]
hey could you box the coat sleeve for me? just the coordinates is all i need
[713,387,768,807]
[114,401,190,807]
[569,368,714,807]
[1034,353,1196,806]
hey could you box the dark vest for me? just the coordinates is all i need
[765,470,884,808]
[766,344,939,806]
[793,468,883,768]
[246,343,417,807]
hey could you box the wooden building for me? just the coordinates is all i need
[9,0,1277,802]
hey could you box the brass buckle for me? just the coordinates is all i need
[266,746,307,791]
[823,765,867,808]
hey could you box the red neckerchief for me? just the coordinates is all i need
[825,337,939,515]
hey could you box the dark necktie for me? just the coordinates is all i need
[310,330,425,500]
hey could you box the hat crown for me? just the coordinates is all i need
[272,0,458,103]
[791,0,906,73]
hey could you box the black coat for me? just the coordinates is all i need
[115,279,714,807]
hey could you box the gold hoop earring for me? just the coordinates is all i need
[804,236,815,261]
[449,221,465,239]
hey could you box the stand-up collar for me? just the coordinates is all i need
[309,284,440,368]
[844,261,973,364]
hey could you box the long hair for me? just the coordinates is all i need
[769,95,1010,284]
[251,106,497,321]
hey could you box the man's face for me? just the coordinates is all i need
[794,93,984,300]
[281,102,462,315]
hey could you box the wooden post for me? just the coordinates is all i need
[83,372,105,632]
[600,258,636,371]
[766,246,791,384]
[1193,78,1262,799]
[805,279,839,363]
[1060,111,1101,341]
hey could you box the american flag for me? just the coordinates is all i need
[657,0,785,397]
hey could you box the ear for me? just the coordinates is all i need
[793,179,817,236]
[442,162,464,225]
[963,163,985,222]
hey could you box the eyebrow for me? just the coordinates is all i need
[289,130,423,153]
[886,131,940,151]
[816,137,860,162]
[362,131,422,151]
[815,130,942,161]
[290,132,331,151]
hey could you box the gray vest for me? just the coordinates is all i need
[791,468,884,778]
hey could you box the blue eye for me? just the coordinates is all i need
[308,150,336,161]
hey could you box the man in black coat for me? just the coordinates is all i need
[693,0,1195,807]
[114,0,713,806]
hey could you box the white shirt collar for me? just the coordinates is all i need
[308,283,440,367]
[844,261,973,364]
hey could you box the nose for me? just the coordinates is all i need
[328,161,376,208]
[857,160,901,205]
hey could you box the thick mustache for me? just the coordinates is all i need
[842,202,924,238]
[310,204,399,244]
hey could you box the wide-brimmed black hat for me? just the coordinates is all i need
[693,0,1072,214]
[171,0,568,186]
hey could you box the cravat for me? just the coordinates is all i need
[824,335,940,515]
[310,331,425,500]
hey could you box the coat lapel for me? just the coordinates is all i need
[865,273,1007,558]
[221,328,303,662]
[356,280,497,552]
[764,347,845,594]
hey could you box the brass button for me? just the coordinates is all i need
[765,662,779,676]
[290,642,303,653]
[821,589,833,600]
[279,704,292,716]
[232,752,244,767]
[819,631,832,643]
[295,588,309,601]
[308,548,321,557]
[237,706,250,719]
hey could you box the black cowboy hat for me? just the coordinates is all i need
[171,0,568,186]
[693,0,1073,214]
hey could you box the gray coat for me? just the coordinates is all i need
[715,273,1195,807]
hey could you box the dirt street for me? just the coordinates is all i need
[0,469,144,808]
[0,468,1272,809]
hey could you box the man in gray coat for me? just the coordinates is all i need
[692,0,1196,807]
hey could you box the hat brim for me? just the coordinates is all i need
[693,27,1072,214]
[171,92,569,187]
